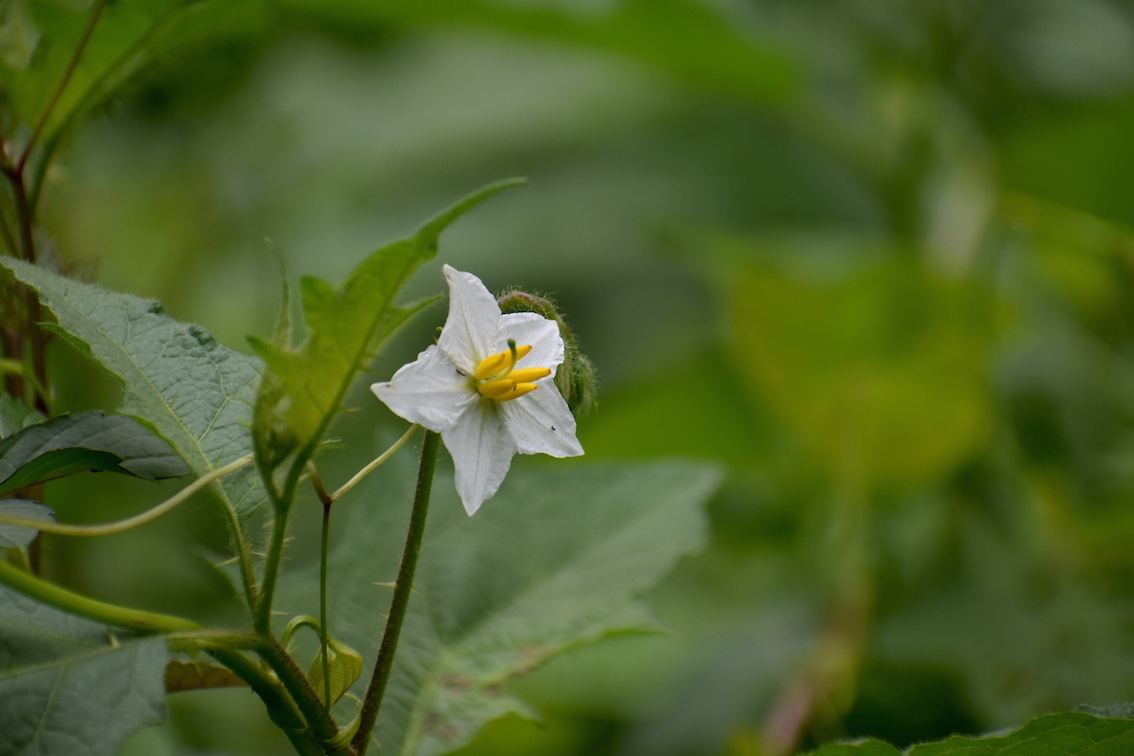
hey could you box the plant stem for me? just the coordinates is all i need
[0,455,254,536]
[351,431,440,755]
[320,493,333,711]
[256,634,344,750]
[331,424,419,502]
[208,648,328,756]
[255,464,301,633]
[0,559,198,633]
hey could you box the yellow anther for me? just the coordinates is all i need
[477,378,542,402]
[478,379,519,399]
[507,367,552,383]
[491,383,540,402]
[474,343,533,381]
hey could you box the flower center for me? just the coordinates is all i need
[474,339,551,402]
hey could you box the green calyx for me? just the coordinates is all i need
[496,290,597,416]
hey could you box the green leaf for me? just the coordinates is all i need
[908,713,1134,755]
[804,743,902,756]
[0,585,169,756]
[0,410,189,496]
[805,712,1134,755]
[251,178,524,469]
[0,393,45,438]
[308,637,364,706]
[0,499,54,547]
[279,458,719,756]
[163,660,248,692]
[0,259,265,525]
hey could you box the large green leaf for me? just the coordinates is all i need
[0,410,189,495]
[0,259,264,524]
[0,585,169,756]
[806,712,1134,755]
[279,457,719,756]
[251,179,523,469]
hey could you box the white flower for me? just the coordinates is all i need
[371,265,584,515]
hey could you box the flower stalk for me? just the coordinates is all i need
[351,430,441,755]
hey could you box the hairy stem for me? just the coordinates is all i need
[256,634,344,750]
[208,648,328,756]
[351,431,440,754]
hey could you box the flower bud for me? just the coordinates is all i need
[496,290,597,416]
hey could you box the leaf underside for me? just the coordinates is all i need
[278,457,720,756]
[0,258,265,527]
[0,410,189,496]
[0,586,169,756]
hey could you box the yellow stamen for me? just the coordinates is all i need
[506,366,552,383]
[492,383,539,402]
[472,341,548,402]
[474,343,533,381]
[478,379,520,399]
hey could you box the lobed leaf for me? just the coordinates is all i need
[278,457,719,756]
[0,585,169,756]
[0,410,189,496]
[0,259,265,526]
[252,178,524,469]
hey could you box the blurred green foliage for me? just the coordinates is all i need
[8,0,1134,753]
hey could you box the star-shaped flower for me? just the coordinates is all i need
[371,265,584,515]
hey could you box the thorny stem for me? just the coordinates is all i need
[308,461,335,713]
[256,634,343,750]
[208,648,327,756]
[255,461,303,633]
[351,431,441,755]
[304,425,420,715]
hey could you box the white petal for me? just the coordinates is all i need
[501,383,584,458]
[437,265,501,371]
[371,345,476,432]
[496,313,564,373]
[442,402,516,515]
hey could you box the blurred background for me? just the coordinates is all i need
[22,0,1134,753]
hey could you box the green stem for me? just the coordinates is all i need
[208,648,327,756]
[256,635,343,749]
[0,455,254,536]
[0,559,198,633]
[351,431,441,755]
[255,462,303,633]
[320,496,332,711]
